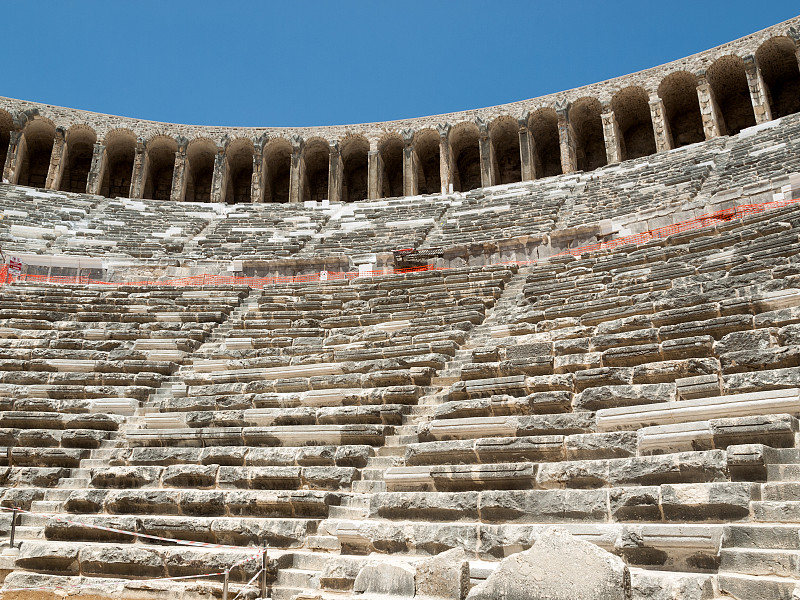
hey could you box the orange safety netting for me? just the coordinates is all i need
[2,194,798,289]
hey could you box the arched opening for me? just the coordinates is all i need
[450,123,481,192]
[612,87,656,161]
[756,37,800,119]
[142,136,177,201]
[225,139,254,204]
[60,126,96,194]
[0,110,13,175]
[185,138,216,203]
[707,55,756,136]
[301,138,327,202]
[414,129,440,195]
[341,136,368,202]
[569,97,606,172]
[18,119,55,188]
[101,129,136,198]
[529,108,561,178]
[378,135,403,198]
[658,71,704,147]
[490,116,521,184]
[264,139,291,203]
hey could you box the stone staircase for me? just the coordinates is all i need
[719,448,800,600]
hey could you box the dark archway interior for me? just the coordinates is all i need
[707,55,757,136]
[757,38,800,119]
[530,110,562,178]
[101,133,135,198]
[303,140,328,202]
[450,126,481,192]
[415,131,440,195]
[60,130,95,194]
[0,112,13,176]
[143,139,176,201]
[490,118,522,184]
[264,142,291,203]
[570,98,607,173]
[379,137,403,198]
[342,138,368,202]
[18,122,55,188]
[612,87,657,161]
[225,142,253,204]
[185,142,216,203]
[659,72,705,147]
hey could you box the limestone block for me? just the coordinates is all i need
[415,548,470,600]
[465,527,630,600]
[353,561,416,597]
[16,541,80,573]
[574,383,675,411]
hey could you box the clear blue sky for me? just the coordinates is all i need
[7,1,799,127]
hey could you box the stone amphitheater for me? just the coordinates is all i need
[0,13,798,600]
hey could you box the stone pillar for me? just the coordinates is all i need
[600,103,623,165]
[45,127,66,191]
[210,146,227,204]
[328,140,343,203]
[288,135,304,204]
[743,54,772,124]
[517,114,536,181]
[367,141,381,200]
[649,94,672,152]
[477,118,495,188]
[130,138,146,199]
[251,135,266,203]
[437,123,452,195]
[169,137,188,203]
[695,70,723,139]
[555,101,577,174]
[86,142,106,195]
[3,131,22,184]
[402,129,418,196]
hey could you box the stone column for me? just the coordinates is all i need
[288,135,304,204]
[402,129,418,196]
[477,118,495,188]
[517,114,536,181]
[437,123,452,195]
[328,140,343,203]
[45,127,66,190]
[130,138,146,199]
[3,131,22,184]
[600,102,623,165]
[86,142,106,195]
[367,141,381,200]
[169,137,188,202]
[251,135,266,203]
[555,101,577,174]
[649,94,672,152]
[695,69,723,139]
[743,54,772,124]
[210,146,227,203]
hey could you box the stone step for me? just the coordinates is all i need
[327,506,368,520]
[724,524,800,550]
[56,478,90,489]
[719,572,800,600]
[762,482,800,502]
[721,547,800,578]
[276,568,320,590]
[43,489,73,501]
[753,501,800,522]
[768,464,800,482]
[28,501,64,513]
[351,480,387,493]
[360,468,386,481]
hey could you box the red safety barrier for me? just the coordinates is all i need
[2,194,798,289]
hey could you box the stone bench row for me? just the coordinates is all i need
[160,385,423,412]
[126,423,388,448]
[146,404,409,429]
